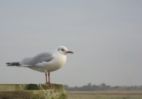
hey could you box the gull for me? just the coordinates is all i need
[6,46,73,85]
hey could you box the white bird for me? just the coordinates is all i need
[6,46,73,85]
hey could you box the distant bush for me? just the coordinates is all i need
[65,83,142,91]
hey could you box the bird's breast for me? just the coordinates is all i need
[53,54,67,67]
[43,54,67,72]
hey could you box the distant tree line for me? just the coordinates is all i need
[64,83,142,91]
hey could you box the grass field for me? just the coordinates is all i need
[67,91,142,99]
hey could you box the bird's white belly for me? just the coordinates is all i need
[30,64,61,72]
[29,55,67,72]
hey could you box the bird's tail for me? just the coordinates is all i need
[6,62,21,66]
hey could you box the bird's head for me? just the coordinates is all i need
[57,46,74,55]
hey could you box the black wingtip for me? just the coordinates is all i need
[6,63,10,66]
[6,62,20,66]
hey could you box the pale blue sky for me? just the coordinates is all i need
[0,0,142,86]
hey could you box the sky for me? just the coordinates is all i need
[0,0,142,86]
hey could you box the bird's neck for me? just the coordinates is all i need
[53,52,67,65]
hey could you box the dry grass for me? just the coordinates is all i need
[67,91,142,99]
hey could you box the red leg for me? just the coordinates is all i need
[45,72,48,84]
[48,72,50,84]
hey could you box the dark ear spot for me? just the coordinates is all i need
[61,48,65,51]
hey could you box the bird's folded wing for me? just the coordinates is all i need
[21,52,53,66]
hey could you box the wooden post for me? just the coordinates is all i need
[0,84,67,99]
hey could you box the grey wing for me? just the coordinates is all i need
[21,52,53,66]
